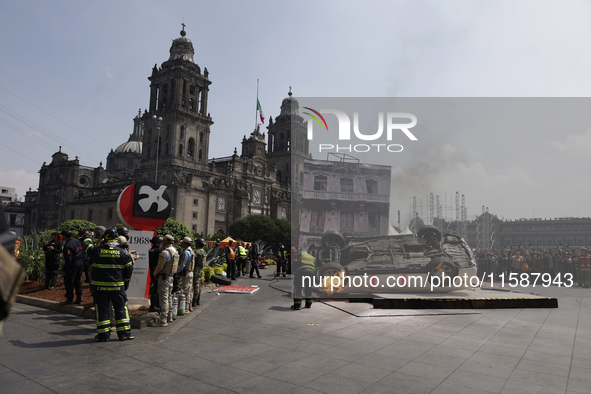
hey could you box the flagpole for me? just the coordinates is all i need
[256,79,259,129]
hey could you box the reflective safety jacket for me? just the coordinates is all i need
[84,240,133,291]
[277,250,288,262]
[293,251,316,274]
[226,246,235,260]
[237,245,248,257]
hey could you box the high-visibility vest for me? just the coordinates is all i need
[226,246,235,260]
[237,245,248,257]
[295,251,315,273]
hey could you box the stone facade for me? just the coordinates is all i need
[23,27,294,235]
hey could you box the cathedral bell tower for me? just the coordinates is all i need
[266,88,309,186]
[140,24,213,181]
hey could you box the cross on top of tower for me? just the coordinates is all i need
[288,86,292,97]
[180,23,186,37]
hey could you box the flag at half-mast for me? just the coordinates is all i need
[257,99,265,124]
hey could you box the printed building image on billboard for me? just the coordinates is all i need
[292,98,588,297]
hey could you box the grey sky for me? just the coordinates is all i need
[1,0,590,222]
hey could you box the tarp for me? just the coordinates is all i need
[212,285,260,294]
[218,237,236,247]
[215,237,251,248]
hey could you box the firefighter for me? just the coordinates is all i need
[192,238,206,307]
[291,251,316,310]
[276,244,288,278]
[117,226,130,241]
[83,228,134,341]
[150,235,179,327]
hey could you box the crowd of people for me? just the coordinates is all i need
[40,225,300,340]
[472,244,591,287]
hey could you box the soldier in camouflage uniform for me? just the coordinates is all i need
[192,238,206,307]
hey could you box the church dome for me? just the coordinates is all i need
[280,89,299,116]
[169,27,194,62]
[114,140,142,154]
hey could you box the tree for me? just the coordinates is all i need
[54,219,97,238]
[155,218,191,243]
[229,215,290,248]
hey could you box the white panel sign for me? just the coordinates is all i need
[126,230,155,299]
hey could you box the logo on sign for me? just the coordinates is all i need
[133,181,172,219]
[303,107,418,153]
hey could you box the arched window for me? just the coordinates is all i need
[188,138,195,158]
[199,149,203,161]
[200,132,204,143]
[180,126,185,139]
[179,144,184,156]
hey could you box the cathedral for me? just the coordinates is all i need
[24,27,308,236]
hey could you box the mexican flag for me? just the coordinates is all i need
[257,99,265,124]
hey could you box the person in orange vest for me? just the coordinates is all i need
[225,240,237,281]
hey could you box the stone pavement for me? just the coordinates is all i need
[1,271,591,393]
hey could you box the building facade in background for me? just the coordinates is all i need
[22,27,298,235]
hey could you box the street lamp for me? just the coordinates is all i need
[152,115,162,183]
[226,162,233,236]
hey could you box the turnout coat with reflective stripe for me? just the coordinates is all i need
[84,240,133,291]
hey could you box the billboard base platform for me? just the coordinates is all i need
[320,288,558,310]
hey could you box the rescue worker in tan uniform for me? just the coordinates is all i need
[179,237,195,313]
[150,235,179,327]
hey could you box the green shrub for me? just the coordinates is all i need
[264,259,276,266]
[202,266,214,283]
[213,266,224,275]
[18,249,47,282]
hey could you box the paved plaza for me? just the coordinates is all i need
[1,272,591,393]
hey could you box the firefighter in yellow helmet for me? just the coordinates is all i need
[291,251,316,310]
[83,228,134,341]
